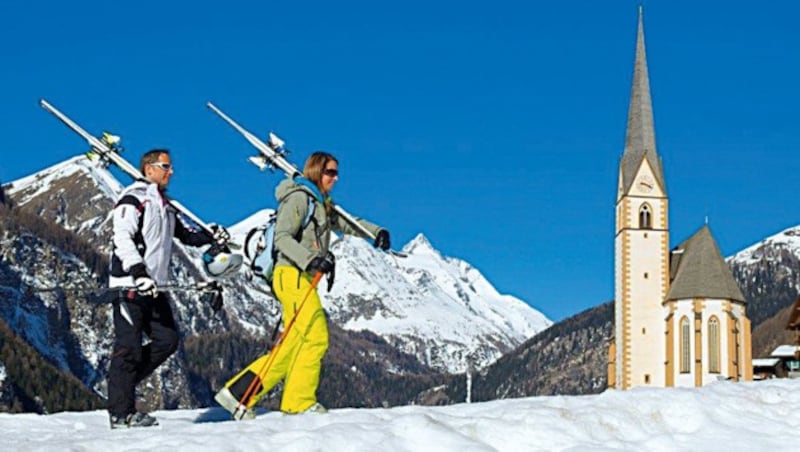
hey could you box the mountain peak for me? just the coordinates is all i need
[403,233,436,255]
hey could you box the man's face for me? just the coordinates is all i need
[144,153,173,189]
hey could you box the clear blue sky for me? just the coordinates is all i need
[1,1,797,321]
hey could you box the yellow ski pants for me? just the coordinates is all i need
[225,265,329,413]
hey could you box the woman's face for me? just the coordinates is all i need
[319,160,339,194]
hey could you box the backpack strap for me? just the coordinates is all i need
[300,195,316,235]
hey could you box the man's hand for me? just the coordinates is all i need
[134,277,158,297]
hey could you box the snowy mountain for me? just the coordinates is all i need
[727,224,800,326]
[227,203,550,373]
[728,224,800,267]
[0,155,550,411]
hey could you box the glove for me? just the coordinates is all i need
[134,276,158,297]
[373,229,391,251]
[306,251,335,275]
[210,224,230,246]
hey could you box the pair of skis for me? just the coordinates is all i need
[39,99,217,238]
[206,102,403,256]
[41,99,401,256]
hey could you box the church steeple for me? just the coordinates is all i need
[620,7,664,196]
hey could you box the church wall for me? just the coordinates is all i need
[615,187,668,388]
[667,298,750,387]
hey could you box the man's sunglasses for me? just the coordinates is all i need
[149,162,173,172]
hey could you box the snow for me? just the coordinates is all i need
[1,379,799,451]
[753,358,780,367]
[770,345,799,358]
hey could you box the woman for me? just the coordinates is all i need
[216,151,390,416]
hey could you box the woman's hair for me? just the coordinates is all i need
[303,151,338,187]
[140,149,170,174]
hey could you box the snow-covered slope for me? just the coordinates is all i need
[2,378,799,451]
[728,224,800,268]
[4,155,122,247]
[324,234,550,372]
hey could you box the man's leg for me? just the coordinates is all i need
[107,294,145,419]
[137,293,179,383]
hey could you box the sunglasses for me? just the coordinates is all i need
[322,168,338,177]
[149,162,173,172]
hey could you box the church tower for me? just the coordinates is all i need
[609,9,752,389]
[612,8,670,389]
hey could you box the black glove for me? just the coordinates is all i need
[209,224,231,246]
[373,229,390,251]
[306,251,335,275]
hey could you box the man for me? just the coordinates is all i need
[106,149,231,428]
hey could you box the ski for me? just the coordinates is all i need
[206,102,405,256]
[40,99,228,244]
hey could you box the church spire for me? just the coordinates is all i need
[620,7,664,195]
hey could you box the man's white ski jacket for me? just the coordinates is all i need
[109,181,211,288]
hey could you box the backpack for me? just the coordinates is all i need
[244,195,316,283]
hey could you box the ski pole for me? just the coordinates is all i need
[22,281,224,312]
[232,271,323,419]
[24,281,218,295]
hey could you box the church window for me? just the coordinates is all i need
[709,316,721,373]
[639,204,652,229]
[680,316,690,373]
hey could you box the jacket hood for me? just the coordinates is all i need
[274,176,325,203]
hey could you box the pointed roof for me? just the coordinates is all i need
[620,7,665,194]
[666,225,747,303]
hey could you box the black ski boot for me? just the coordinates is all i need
[109,411,159,429]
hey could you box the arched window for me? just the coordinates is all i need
[708,316,720,373]
[639,204,652,229]
[680,316,690,373]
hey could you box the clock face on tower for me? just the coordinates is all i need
[637,175,655,193]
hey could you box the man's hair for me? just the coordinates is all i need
[303,151,338,187]
[140,149,170,174]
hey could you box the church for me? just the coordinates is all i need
[608,9,753,389]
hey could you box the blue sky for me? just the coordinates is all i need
[1,1,797,321]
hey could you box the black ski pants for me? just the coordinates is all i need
[107,291,179,418]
